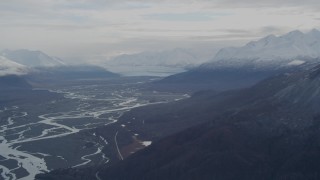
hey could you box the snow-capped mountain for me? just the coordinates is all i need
[207,29,320,69]
[106,48,207,68]
[1,49,65,68]
[159,29,320,91]
[0,56,28,76]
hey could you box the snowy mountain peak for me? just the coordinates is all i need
[210,29,320,69]
[309,28,320,35]
[0,56,28,76]
[284,30,304,37]
[1,49,65,68]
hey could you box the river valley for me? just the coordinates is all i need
[0,77,186,180]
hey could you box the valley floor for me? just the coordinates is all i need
[0,77,186,180]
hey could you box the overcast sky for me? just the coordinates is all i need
[1,0,320,63]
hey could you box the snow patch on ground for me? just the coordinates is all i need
[287,60,305,66]
[141,141,152,147]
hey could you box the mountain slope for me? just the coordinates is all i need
[154,67,285,92]
[94,64,320,180]
[1,49,65,68]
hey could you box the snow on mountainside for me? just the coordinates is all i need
[207,29,320,69]
[0,56,28,76]
[1,49,65,68]
[106,48,206,68]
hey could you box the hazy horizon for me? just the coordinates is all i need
[1,0,320,63]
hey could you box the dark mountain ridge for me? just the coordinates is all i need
[154,66,285,92]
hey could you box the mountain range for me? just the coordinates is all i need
[207,29,320,69]
[158,29,320,91]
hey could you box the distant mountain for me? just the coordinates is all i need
[0,49,120,85]
[0,56,28,76]
[1,49,65,68]
[37,62,320,180]
[106,49,206,68]
[104,49,212,76]
[157,29,320,92]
